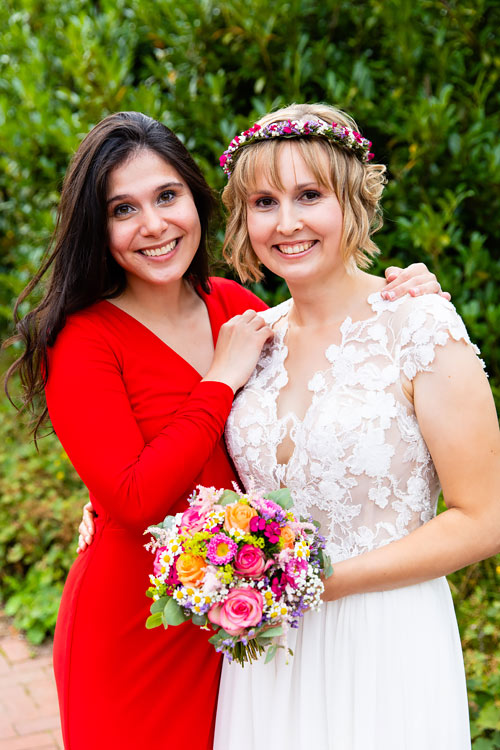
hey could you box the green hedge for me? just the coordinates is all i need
[1,1,499,745]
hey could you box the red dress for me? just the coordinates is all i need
[45,278,267,750]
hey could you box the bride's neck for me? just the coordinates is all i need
[287,269,383,329]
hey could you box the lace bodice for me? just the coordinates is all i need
[225,293,481,563]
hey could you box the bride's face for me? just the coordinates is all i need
[245,142,344,289]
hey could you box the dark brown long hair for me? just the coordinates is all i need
[4,111,217,438]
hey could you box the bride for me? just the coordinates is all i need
[214,103,500,749]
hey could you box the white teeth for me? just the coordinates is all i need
[277,241,315,255]
[141,240,177,257]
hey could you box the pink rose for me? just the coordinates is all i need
[180,506,209,535]
[208,588,264,636]
[233,544,267,579]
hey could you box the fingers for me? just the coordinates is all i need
[82,502,96,535]
[382,263,450,300]
[76,533,88,554]
[384,266,403,283]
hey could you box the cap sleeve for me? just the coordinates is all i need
[397,296,484,381]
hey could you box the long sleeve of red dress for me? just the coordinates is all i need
[46,278,267,750]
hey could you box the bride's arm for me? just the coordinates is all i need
[322,338,500,600]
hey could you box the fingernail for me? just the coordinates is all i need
[386,291,396,300]
[86,536,91,544]
[410,287,419,296]
[386,273,397,282]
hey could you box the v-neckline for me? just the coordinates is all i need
[101,286,217,379]
[269,293,384,470]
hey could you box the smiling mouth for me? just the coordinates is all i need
[274,240,316,255]
[139,239,178,257]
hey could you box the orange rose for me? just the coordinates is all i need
[280,526,295,549]
[224,502,258,533]
[175,553,206,587]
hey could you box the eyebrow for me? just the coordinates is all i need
[107,181,185,205]
[247,182,320,198]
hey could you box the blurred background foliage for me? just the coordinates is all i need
[0,0,499,743]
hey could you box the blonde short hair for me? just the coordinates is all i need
[222,103,387,282]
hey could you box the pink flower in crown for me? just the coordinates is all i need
[180,505,210,536]
[208,587,264,636]
[219,154,228,167]
[367,153,375,161]
[233,544,267,579]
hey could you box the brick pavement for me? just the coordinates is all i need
[0,613,62,750]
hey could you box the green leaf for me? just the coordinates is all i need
[323,553,334,579]
[150,596,169,614]
[162,598,189,626]
[159,514,178,531]
[263,488,293,510]
[218,490,240,506]
[256,626,283,639]
[191,613,207,626]
[145,612,163,629]
[264,644,278,664]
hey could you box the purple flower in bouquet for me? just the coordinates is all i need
[250,496,282,519]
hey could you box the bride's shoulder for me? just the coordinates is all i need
[368,291,460,327]
[258,297,292,326]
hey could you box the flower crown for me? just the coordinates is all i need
[219,118,374,177]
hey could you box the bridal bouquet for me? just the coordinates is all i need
[145,485,332,666]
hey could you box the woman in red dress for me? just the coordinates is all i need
[6,112,270,749]
[7,111,442,749]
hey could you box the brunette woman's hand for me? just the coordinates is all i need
[202,310,273,393]
[76,501,97,553]
[382,263,451,301]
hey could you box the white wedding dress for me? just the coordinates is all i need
[214,293,474,750]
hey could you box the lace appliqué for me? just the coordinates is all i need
[225,294,482,563]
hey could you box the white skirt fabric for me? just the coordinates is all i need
[214,577,470,750]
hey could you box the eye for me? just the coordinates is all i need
[158,189,176,204]
[254,196,276,208]
[301,190,321,201]
[112,203,134,218]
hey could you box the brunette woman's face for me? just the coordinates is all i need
[106,148,201,290]
[245,142,344,290]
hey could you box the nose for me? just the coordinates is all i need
[140,206,167,237]
[276,201,303,235]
